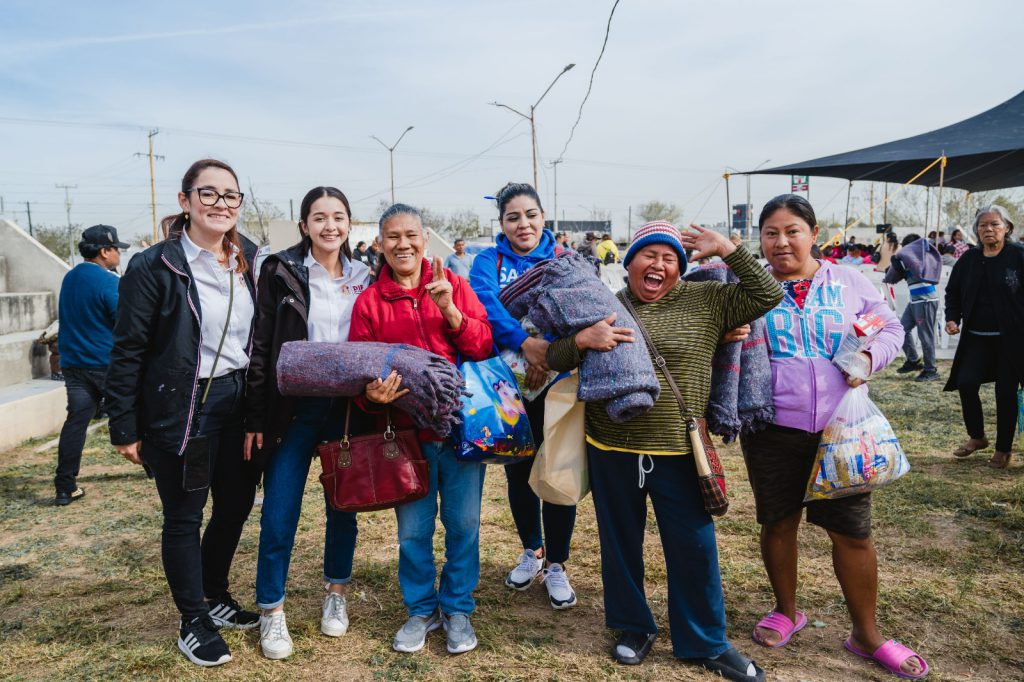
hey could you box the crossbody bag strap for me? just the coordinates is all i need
[617,290,696,423]
[199,263,235,406]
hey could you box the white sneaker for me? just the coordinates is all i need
[504,548,543,590]
[321,590,349,637]
[542,563,577,609]
[259,611,293,660]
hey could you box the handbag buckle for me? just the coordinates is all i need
[337,440,352,469]
[383,425,396,441]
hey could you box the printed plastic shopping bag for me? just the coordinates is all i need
[529,374,589,505]
[457,356,537,464]
[500,317,558,402]
[804,388,910,502]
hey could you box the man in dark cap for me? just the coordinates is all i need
[54,225,127,506]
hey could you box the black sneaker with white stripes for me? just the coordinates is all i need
[178,615,231,667]
[207,592,259,629]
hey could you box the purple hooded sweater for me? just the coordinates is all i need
[762,260,904,433]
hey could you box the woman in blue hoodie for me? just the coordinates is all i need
[469,183,577,610]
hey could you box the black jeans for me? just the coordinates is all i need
[957,334,1022,452]
[503,386,576,564]
[55,367,107,494]
[142,370,258,620]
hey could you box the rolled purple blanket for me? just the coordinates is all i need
[684,262,774,441]
[499,252,660,422]
[276,341,466,437]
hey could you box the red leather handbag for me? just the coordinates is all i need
[316,403,429,512]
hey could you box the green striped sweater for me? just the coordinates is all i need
[546,246,782,456]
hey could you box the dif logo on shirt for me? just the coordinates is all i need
[764,282,846,359]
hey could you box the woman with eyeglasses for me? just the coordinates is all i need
[945,204,1024,470]
[106,159,261,668]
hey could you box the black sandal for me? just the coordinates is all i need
[691,646,765,682]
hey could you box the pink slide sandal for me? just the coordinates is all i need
[751,611,807,648]
[844,637,930,679]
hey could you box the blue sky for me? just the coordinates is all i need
[1,0,1021,240]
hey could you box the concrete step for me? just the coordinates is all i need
[0,292,54,335]
[0,379,67,452]
[0,330,49,389]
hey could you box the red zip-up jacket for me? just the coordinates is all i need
[348,258,493,440]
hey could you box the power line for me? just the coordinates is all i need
[556,0,621,162]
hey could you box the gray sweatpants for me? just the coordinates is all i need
[900,298,938,372]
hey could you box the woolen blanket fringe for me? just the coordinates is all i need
[499,252,660,423]
[683,262,774,441]
[276,341,467,437]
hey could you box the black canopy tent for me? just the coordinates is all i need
[747,90,1024,192]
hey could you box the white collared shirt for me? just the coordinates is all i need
[180,229,255,378]
[304,251,371,343]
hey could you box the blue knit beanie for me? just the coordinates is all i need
[623,221,687,268]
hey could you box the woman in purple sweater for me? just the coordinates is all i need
[740,195,928,680]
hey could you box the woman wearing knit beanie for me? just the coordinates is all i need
[468,182,580,611]
[547,220,782,681]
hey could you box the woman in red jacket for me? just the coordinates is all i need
[348,203,492,657]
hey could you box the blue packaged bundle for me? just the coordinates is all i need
[456,357,537,465]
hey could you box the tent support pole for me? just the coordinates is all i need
[936,155,947,233]
[883,183,889,223]
[925,187,930,231]
[844,181,853,230]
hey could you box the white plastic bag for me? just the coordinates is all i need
[804,388,909,502]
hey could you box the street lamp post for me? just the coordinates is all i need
[490,63,575,192]
[371,126,414,205]
[550,159,562,233]
[745,159,771,239]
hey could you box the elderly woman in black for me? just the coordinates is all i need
[107,159,260,667]
[945,204,1024,469]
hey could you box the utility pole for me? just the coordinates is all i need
[289,199,294,221]
[550,159,562,233]
[56,184,77,264]
[490,63,575,193]
[25,201,33,236]
[628,205,632,241]
[135,129,164,242]
[371,126,414,205]
[724,172,732,234]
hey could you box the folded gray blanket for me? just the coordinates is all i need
[499,252,660,422]
[276,341,466,437]
[683,262,774,441]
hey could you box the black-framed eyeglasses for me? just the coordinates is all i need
[186,187,244,208]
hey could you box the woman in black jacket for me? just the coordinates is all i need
[945,204,1024,469]
[244,186,372,660]
[107,158,260,667]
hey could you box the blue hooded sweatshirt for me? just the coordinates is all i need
[469,229,556,351]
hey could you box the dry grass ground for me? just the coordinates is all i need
[1,360,1023,681]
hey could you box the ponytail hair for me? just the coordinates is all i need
[494,182,543,219]
[162,158,247,274]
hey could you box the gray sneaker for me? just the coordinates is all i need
[442,613,478,654]
[392,611,441,653]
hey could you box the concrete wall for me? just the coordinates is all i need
[0,219,70,299]
[0,381,66,451]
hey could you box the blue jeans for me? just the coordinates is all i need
[55,367,107,494]
[395,440,485,617]
[255,398,358,610]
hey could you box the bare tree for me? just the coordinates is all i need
[438,209,481,242]
[637,200,681,224]
[239,198,285,245]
